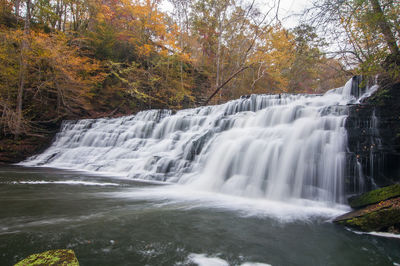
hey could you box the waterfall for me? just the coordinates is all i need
[21,78,375,204]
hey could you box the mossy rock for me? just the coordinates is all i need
[368,87,391,106]
[15,249,79,266]
[348,184,400,209]
[337,206,400,232]
[334,197,400,233]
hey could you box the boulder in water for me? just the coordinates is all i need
[334,184,400,233]
[348,184,400,209]
[14,249,79,266]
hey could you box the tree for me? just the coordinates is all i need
[288,24,325,93]
[187,0,280,104]
[252,25,296,93]
[306,0,400,82]
[0,28,104,136]
[15,0,31,138]
[369,0,399,57]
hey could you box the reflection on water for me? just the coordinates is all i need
[1,166,400,266]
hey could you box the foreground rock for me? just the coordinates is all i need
[14,249,79,266]
[334,184,400,233]
[348,183,400,208]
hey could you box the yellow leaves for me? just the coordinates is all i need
[159,49,168,57]
[249,26,296,92]
[138,44,153,57]
[0,26,108,129]
[179,53,192,63]
[95,4,114,23]
[91,0,185,60]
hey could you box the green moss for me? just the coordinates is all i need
[348,184,400,208]
[369,88,391,106]
[14,249,79,266]
[338,207,400,232]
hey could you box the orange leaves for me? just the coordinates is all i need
[91,0,184,59]
[26,30,104,110]
[0,25,108,137]
[249,26,296,93]
[138,43,153,57]
[179,53,192,63]
[97,4,115,22]
[83,0,195,109]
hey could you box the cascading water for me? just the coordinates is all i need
[21,78,374,204]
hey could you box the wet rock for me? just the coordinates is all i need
[334,184,400,233]
[345,79,400,192]
[14,249,79,266]
[334,197,400,233]
[348,184,400,208]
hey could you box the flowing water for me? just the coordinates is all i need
[2,79,400,265]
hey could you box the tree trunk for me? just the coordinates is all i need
[63,2,67,32]
[15,0,20,17]
[370,0,399,57]
[215,8,227,100]
[216,21,222,91]
[56,0,62,31]
[15,0,30,138]
[70,3,77,31]
[204,65,250,105]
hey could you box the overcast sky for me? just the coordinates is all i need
[274,0,311,28]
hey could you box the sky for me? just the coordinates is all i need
[274,0,311,28]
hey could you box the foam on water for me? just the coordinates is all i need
[187,253,272,266]
[346,228,400,239]
[104,184,349,222]
[187,254,230,266]
[8,180,120,186]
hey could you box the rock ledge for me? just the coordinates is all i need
[334,184,400,234]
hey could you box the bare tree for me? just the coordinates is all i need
[203,0,281,104]
[304,0,399,77]
[370,0,399,57]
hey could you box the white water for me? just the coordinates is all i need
[187,253,272,266]
[8,180,120,186]
[21,78,375,204]
[106,185,348,222]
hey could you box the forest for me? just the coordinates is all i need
[0,0,399,145]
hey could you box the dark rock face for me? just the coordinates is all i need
[345,77,400,192]
[0,120,61,164]
[0,135,55,164]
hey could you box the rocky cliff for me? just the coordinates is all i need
[345,76,400,193]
